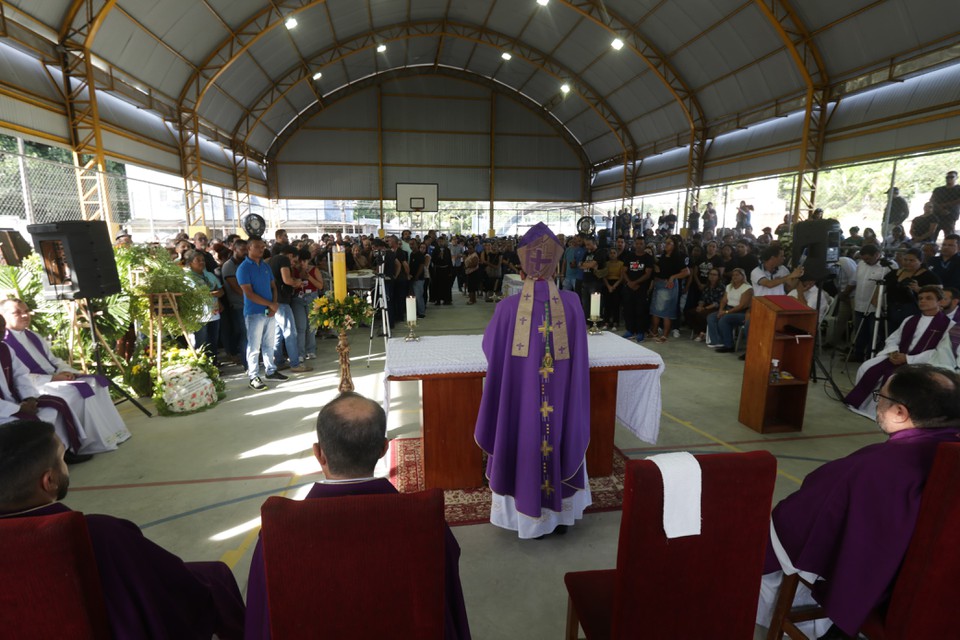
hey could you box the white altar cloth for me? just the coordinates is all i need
[383,331,665,443]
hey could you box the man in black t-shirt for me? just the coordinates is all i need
[579,237,606,318]
[931,171,960,237]
[386,235,410,323]
[268,245,310,373]
[621,239,655,341]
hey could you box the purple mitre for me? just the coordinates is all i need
[518,222,562,280]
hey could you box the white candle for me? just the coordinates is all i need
[590,292,601,318]
[406,296,417,324]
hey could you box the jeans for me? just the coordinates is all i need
[853,311,878,360]
[411,280,425,316]
[227,307,247,359]
[193,318,220,361]
[245,313,277,379]
[273,303,300,367]
[707,310,746,348]
[294,292,318,358]
[562,277,580,292]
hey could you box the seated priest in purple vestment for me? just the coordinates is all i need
[1,299,130,455]
[245,392,471,640]
[756,364,960,638]
[475,222,591,539]
[0,420,245,639]
[0,315,93,464]
[844,286,952,419]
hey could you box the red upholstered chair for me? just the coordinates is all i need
[564,450,777,639]
[259,490,447,640]
[767,441,960,640]
[0,511,111,639]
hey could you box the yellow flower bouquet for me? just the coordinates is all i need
[309,293,374,333]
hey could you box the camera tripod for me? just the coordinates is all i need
[809,276,845,400]
[846,277,890,366]
[367,263,391,365]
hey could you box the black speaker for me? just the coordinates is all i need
[26,221,121,300]
[0,229,33,266]
[791,219,842,282]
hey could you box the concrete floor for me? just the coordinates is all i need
[64,291,879,639]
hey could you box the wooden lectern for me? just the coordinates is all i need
[738,295,817,433]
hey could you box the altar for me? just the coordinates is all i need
[384,332,664,490]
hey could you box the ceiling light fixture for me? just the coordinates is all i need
[537,0,549,6]
[312,71,322,80]
[611,38,624,51]
[560,83,571,94]
[284,17,298,30]
[377,44,387,53]
[501,52,512,61]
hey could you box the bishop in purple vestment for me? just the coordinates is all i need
[244,392,470,640]
[475,223,591,539]
[0,420,245,639]
[757,364,960,636]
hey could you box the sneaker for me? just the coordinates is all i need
[635,333,645,343]
[265,371,289,381]
[289,364,312,373]
[249,377,268,390]
[276,362,290,371]
[303,353,316,360]
[671,329,681,338]
[622,331,635,339]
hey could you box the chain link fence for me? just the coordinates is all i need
[3,136,959,244]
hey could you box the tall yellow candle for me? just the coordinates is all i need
[333,246,347,302]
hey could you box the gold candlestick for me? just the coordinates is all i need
[404,320,420,342]
[588,315,602,335]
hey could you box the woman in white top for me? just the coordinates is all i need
[706,267,753,352]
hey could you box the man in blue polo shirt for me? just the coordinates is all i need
[236,237,285,391]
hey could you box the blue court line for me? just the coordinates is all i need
[139,480,315,530]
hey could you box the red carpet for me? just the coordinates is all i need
[389,437,626,527]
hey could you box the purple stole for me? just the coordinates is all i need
[0,344,83,452]
[845,312,951,407]
[3,330,109,399]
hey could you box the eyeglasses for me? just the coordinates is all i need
[872,390,908,410]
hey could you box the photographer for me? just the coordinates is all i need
[882,248,940,335]
[844,245,895,362]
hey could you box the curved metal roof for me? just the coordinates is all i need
[5,0,960,170]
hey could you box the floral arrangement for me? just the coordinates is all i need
[309,292,374,333]
[152,347,226,416]
[125,352,154,398]
[115,244,208,335]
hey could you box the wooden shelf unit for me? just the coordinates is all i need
[738,295,817,433]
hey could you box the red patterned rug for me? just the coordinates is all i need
[389,438,627,527]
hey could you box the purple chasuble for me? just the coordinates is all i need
[844,312,949,408]
[0,502,245,639]
[0,344,83,452]
[475,281,590,517]
[764,427,960,635]
[3,329,109,398]
[244,478,470,640]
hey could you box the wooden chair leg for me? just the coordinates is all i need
[766,573,800,640]
[565,595,581,640]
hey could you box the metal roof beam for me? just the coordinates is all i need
[234,20,635,162]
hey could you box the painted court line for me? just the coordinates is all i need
[70,471,322,493]
[660,410,803,485]
[619,429,880,455]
